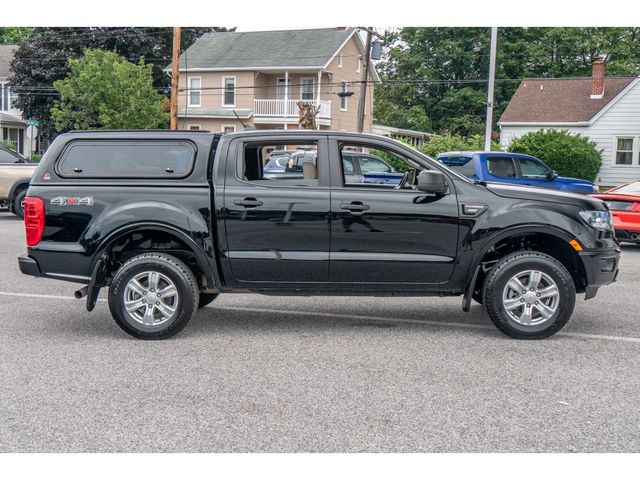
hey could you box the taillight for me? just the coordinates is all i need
[24,197,45,247]
[631,202,640,212]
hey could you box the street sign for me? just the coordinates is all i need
[25,119,39,127]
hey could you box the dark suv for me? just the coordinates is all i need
[18,130,620,340]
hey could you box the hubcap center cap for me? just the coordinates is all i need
[523,292,537,303]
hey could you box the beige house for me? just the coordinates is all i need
[164,28,379,133]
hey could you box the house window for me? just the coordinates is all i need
[357,57,361,73]
[222,125,236,134]
[187,124,201,131]
[614,137,635,166]
[301,78,315,101]
[223,76,236,107]
[340,81,348,111]
[188,77,201,107]
[337,52,343,68]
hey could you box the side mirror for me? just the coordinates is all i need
[417,170,447,194]
[547,170,558,181]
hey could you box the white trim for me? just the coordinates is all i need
[221,124,237,134]
[187,76,201,108]
[186,124,201,130]
[300,77,315,100]
[169,66,324,73]
[498,121,587,127]
[222,76,236,108]
[323,30,358,70]
[612,135,639,167]
[588,76,640,125]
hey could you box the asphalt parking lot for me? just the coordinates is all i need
[1,210,640,452]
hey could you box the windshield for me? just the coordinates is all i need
[613,181,640,194]
[440,156,476,176]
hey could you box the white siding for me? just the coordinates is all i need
[499,78,640,187]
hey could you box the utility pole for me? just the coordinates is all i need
[356,27,373,133]
[484,27,498,151]
[170,27,181,130]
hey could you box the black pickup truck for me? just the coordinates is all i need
[18,130,620,340]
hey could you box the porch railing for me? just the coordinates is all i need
[253,99,331,119]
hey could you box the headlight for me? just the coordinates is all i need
[579,210,613,231]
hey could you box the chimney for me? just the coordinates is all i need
[591,55,606,99]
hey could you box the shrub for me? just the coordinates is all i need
[420,132,501,158]
[0,139,17,151]
[508,129,602,181]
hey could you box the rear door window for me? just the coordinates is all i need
[57,140,196,178]
[487,156,517,178]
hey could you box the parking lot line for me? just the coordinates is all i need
[1,289,639,345]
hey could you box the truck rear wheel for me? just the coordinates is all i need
[482,251,575,339]
[108,253,199,340]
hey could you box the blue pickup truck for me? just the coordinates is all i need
[437,151,598,194]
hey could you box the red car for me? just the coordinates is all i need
[593,180,640,243]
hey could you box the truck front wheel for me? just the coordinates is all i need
[108,253,199,340]
[482,251,576,339]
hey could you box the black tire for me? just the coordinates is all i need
[483,251,576,339]
[198,293,219,309]
[108,253,199,340]
[12,188,27,218]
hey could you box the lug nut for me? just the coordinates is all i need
[156,301,160,305]
[520,299,524,303]
[143,291,147,295]
[536,293,540,297]
[142,299,146,303]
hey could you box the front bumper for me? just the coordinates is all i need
[578,248,620,300]
[18,254,42,277]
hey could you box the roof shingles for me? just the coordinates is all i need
[499,77,637,124]
[167,28,356,71]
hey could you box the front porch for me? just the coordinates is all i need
[253,99,332,126]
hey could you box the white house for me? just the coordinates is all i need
[499,57,640,187]
[0,44,27,155]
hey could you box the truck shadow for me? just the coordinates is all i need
[184,304,497,339]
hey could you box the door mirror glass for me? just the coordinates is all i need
[417,170,447,194]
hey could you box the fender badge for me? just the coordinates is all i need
[43,172,51,180]
[50,196,94,206]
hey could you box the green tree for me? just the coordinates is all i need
[508,129,602,181]
[375,27,640,137]
[420,132,501,158]
[0,28,34,44]
[9,27,232,137]
[51,49,169,130]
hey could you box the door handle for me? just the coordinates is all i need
[234,197,264,208]
[340,202,370,215]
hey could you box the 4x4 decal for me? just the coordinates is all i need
[50,196,94,206]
